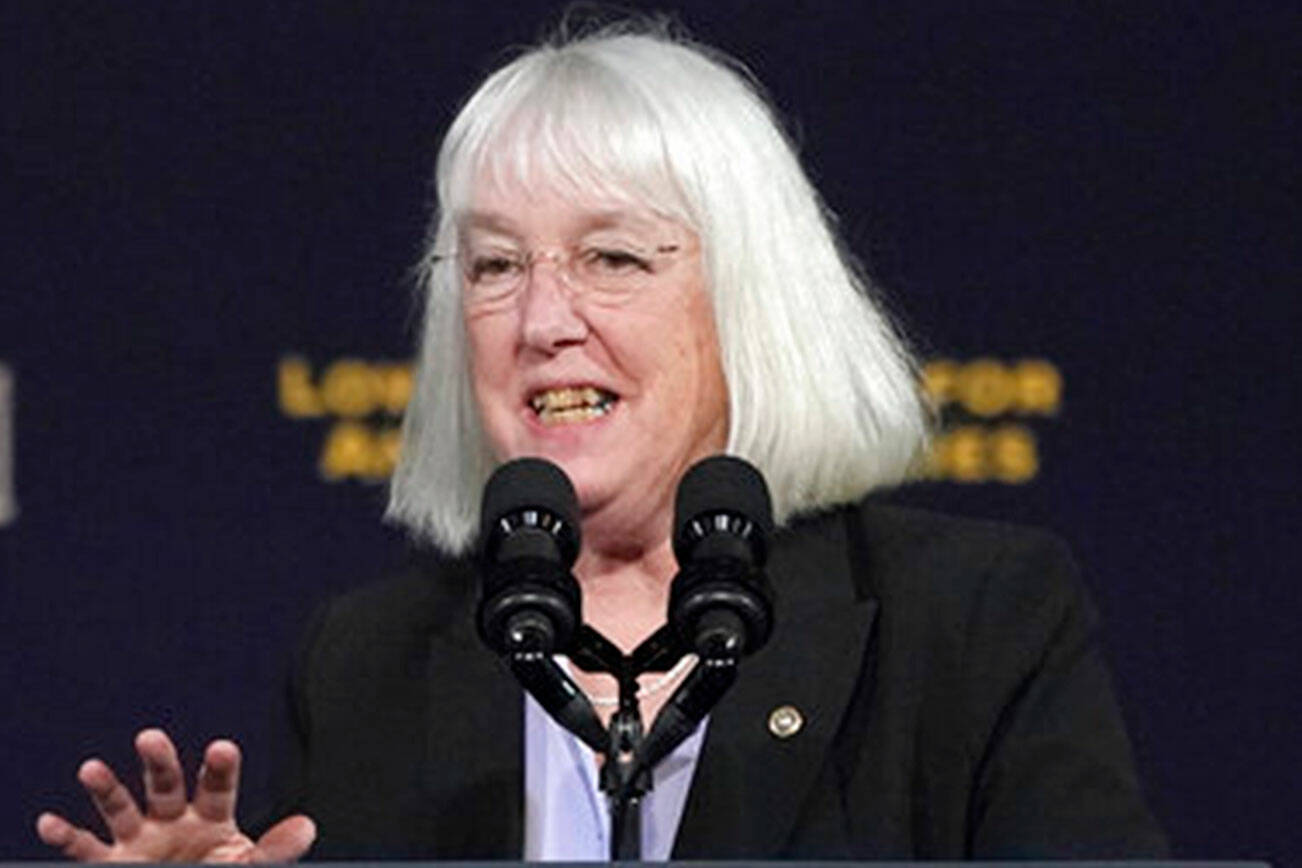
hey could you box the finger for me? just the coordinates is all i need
[135,728,187,820]
[193,739,241,822]
[77,758,144,841]
[252,815,317,863]
[35,812,112,862]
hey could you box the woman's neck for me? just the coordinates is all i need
[574,535,677,653]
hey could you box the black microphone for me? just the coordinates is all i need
[476,457,583,656]
[476,457,607,752]
[630,455,777,785]
[668,455,775,660]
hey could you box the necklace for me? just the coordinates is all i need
[556,654,697,708]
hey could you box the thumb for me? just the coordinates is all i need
[252,815,316,863]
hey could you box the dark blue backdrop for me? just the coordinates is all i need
[2,1,1298,863]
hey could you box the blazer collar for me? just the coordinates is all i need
[422,558,525,858]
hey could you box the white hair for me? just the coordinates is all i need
[387,21,930,554]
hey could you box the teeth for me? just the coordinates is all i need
[529,386,611,412]
[529,386,617,424]
[539,405,612,426]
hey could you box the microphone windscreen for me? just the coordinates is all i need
[673,455,774,544]
[480,457,580,534]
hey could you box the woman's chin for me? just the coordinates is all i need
[503,411,624,478]
[562,461,620,512]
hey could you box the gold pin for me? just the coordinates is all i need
[767,704,804,739]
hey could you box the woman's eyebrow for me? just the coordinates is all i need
[577,210,667,235]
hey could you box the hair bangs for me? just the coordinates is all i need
[445,50,693,230]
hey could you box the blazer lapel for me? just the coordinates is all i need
[421,561,525,858]
[674,509,879,857]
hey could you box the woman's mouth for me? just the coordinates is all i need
[528,386,619,426]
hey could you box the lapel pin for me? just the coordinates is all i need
[767,704,804,739]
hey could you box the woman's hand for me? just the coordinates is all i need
[36,728,315,863]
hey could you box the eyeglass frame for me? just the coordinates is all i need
[435,236,696,308]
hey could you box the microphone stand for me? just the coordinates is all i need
[492,596,737,861]
[568,624,680,861]
[566,621,743,861]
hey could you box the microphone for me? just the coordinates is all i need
[476,457,583,656]
[476,457,606,752]
[629,455,776,788]
[669,455,775,660]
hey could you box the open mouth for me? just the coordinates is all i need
[528,386,619,426]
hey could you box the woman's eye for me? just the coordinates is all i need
[585,248,649,272]
[469,255,520,282]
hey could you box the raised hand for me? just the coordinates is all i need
[36,728,315,863]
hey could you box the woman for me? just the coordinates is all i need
[38,21,1166,861]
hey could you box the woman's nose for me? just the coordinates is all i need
[518,256,589,352]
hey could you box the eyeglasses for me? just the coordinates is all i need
[444,240,688,308]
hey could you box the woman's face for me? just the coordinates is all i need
[462,183,729,541]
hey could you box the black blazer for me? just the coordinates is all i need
[271,501,1168,860]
